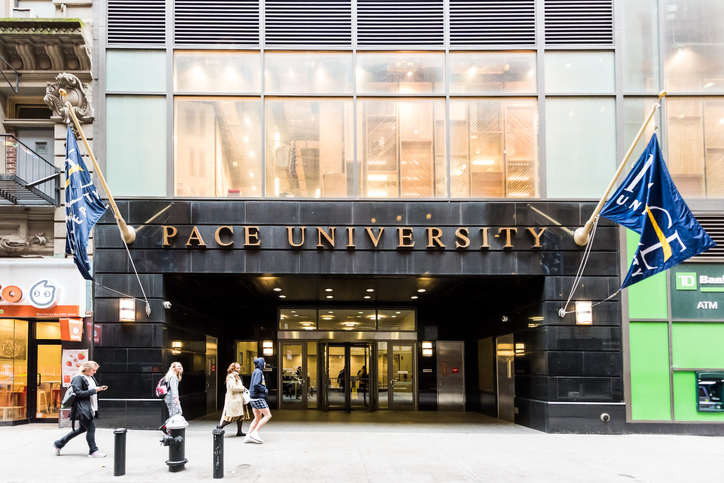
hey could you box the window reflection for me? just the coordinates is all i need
[265,52,353,94]
[622,0,660,92]
[449,52,536,93]
[279,308,317,331]
[450,98,538,198]
[175,98,262,197]
[174,51,261,93]
[356,52,444,94]
[265,99,353,198]
[358,99,447,198]
[377,310,415,331]
[545,52,615,94]
[318,310,376,331]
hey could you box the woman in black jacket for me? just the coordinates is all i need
[53,361,108,457]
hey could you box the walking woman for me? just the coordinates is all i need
[53,361,108,458]
[217,362,251,436]
[245,357,271,444]
[164,361,184,419]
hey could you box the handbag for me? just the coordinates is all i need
[242,389,251,405]
[61,383,76,408]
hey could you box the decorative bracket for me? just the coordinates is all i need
[44,72,93,128]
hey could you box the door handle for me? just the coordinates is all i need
[37,373,41,386]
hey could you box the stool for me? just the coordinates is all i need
[37,390,48,413]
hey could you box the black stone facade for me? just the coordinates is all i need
[92,200,625,433]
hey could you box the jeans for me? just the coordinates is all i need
[54,418,98,454]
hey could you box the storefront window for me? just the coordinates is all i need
[545,52,615,94]
[622,0,660,92]
[0,319,28,422]
[356,52,444,94]
[265,52,353,94]
[449,52,536,93]
[450,98,538,198]
[665,97,724,198]
[664,0,724,93]
[279,308,317,331]
[265,98,353,198]
[377,310,415,331]
[174,51,261,93]
[357,99,447,198]
[175,98,262,197]
[107,50,166,92]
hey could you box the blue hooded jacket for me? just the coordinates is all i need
[249,357,268,399]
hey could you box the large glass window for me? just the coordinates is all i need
[623,97,662,172]
[265,52,353,94]
[357,99,446,198]
[0,319,28,422]
[450,98,538,198]
[622,0,660,92]
[174,51,261,93]
[265,98,353,198]
[319,309,376,331]
[107,96,167,196]
[107,50,166,92]
[545,98,617,198]
[545,52,615,93]
[665,97,724,198]
[449,52,536,93]
[356,52,444,94]
[175,98,262,197]
[279,308,317,331]
[664,0,724,93]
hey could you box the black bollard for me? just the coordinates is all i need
[212,427,224,479]
[113,428,127,477]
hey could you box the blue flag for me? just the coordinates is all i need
[600,133,715,289]
[65,126,107,280]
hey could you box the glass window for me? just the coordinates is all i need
[175,98,262,197]
[450,98,538,198]
[265,98,353,198]
[318,309,376,331]
[235,341,258,375]
[664,0,724,92]
[265,52,353,94]
[665,97,724,198]
[175,51,261,93]
[356,52,444,94]
[545,98,616,198]
[622,0,660,92]
[623,97,662,172]
[357,99,447,198]
[449,52,536,93]
[107,96,167,196]
[279,308,317,331]
[36,322,60,340]
[107,50,166,92]
[377,310,415,331]
[0,319,28,421]
[545,52,615,93]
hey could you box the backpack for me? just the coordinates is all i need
[61,383,76,408]
[155,377,169,397]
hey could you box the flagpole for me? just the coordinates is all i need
[573,90,667,246]
[59,88,136,244]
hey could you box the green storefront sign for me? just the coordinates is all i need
[671,264,724,319]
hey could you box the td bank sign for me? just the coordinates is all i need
[672,265,724,319]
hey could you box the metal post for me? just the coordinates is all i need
[113,428,127,477]
[212,427,224,479]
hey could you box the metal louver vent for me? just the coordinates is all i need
[357,1,444,46]
[691,214,724,261]
[108,0,165,45]
[265,1,351,45]
[450,1,535,46]
[544,0,613,45]
[175,1,259,45]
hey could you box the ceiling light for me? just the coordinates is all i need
[396,311,401,314]
[358,311,363,314]
[279,295,286,298]
[329,311,334,314]
[327,296,333,299]
[274,288,282,292]
[411,296,418,300]
[322,316,333,320]
[364,296,371,299]
[366,289,374,292]
[291,310,296,313]
[417,289,426,293]
[325,288,333,292]
[294,314,298,317]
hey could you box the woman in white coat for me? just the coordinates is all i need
[216,362,250,436]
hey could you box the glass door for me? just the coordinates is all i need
[326,344,347,410]
[320,342,376,412]
[0,319,29,422]
[350,344,371,410]
[389,343,415,410]
[30,322,62,421]
[279,342,306,409]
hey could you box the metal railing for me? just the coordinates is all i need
[0,134,60,205]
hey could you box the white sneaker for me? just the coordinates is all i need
[53,445,61,456]
[250,431,263,443]
[88,451,107,458]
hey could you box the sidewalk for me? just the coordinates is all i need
[1,411,722,482]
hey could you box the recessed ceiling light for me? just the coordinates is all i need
[327,296,333,299]
[364,296,371,299]
[366,288,374,292]
[294,315,298,317]
[396,311,401,314]
[392,316,397,318]
[280,295,286,298]
[274,288,282,292]
[291,310,296,313]
[358,311,363,314]
[417,289,426,293]
[325,288,333,292]
[329,311,333,313]
[411,296,418,299]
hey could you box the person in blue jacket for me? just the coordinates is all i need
[245,357,272,444]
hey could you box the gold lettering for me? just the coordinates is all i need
[365,227,385,247]
[185,226,206,247]
[397,227,415,248]
[287,226,306,247]
[498,227,517,248]
[526,227,547,248]
[480,227,490,249]
[455,227,470,248]
[162,226,177,247]
[215,226,234,247]
[244,226,261,247]
[426,227,445,248]
[346,227,355,248]
[317,227,336,248]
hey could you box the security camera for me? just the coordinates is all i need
[600,413,610,423]
[163,301,172,309]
